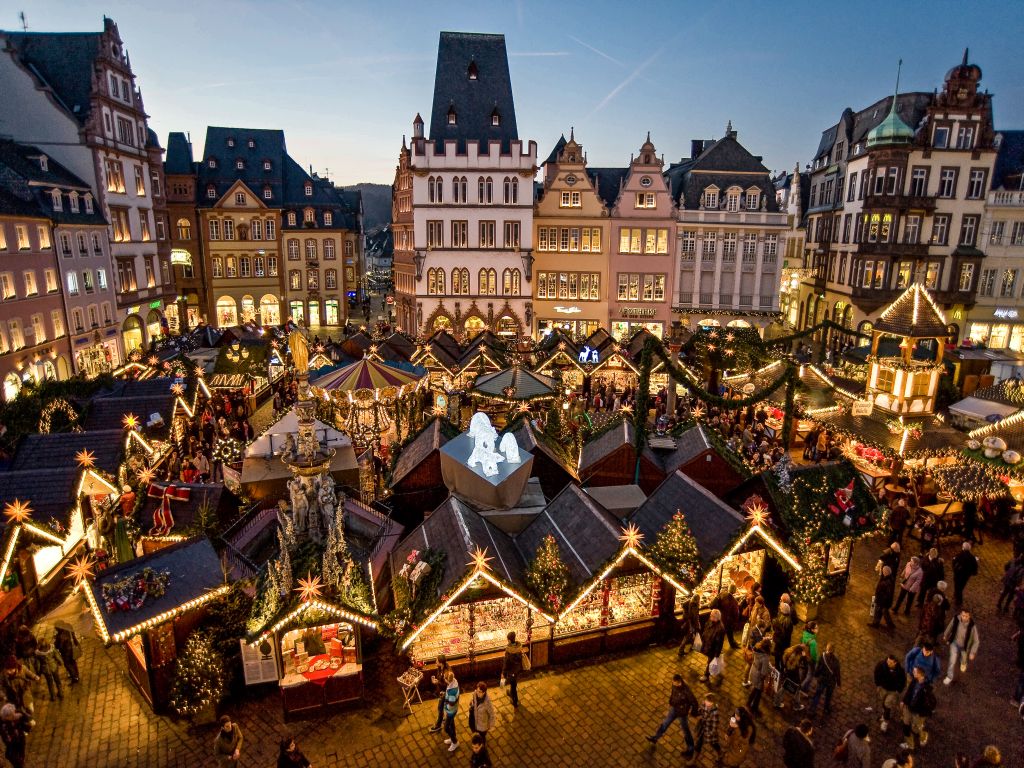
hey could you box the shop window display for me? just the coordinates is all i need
[280,622,358,681]
[827,540,852,575]
[556,572,658,636]
[410,593,550,662]
[676,549,766,611]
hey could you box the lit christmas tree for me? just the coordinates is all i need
[168,631,226,717]
[544,402,566,444]
[790,539,828,605]
[647,510,702,586]
[526,534,570,614]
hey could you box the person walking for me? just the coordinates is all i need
[441,669,460,752]
[693,693,722,760]
[799,621,819,666]
[918,582,951,643]
[904,641,942,685]
[0,657,36,718]
[0,704,28,768]
[952,541,979,606]
[997,554,1024,613]
[808,642,841,717]
[468,682,495,745]
[712,586,742,649]
[677,594,701,657]
[645,673,697,756]
[698,609,727,683]
[782,719,816,768]
[870,566,897,628]
[893,556,924,616]
[277,736,312,768]
[772,602,795,670]
[774,644,809,712]
[427,654,451,733]
[942,607,980,685]
[213,716,243,767]
[721,706,756,767]
[500,631,525,708]
[53,626,80,684]
[1013,625,1024,706]
[33,638,62,702]
[874,654,907,733]
[900,666,937,751]
[877,542,902,577]
[888,499,910,545]
[745,639,772,716]
[917,548,945,608]
[470,733,492,768]
[844,723,872,768]
[741,617,770,686]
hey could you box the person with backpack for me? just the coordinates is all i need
[645,673,697,757]
[900,665,937,751]
[808,642,841,717]
[942,607,980,685]
[874,654,907,733]
[775,644,809,712]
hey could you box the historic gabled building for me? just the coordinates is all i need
[969,131,1024,349]
[164,132,206,329]
[799,53,997,342]
[606,135,675,339]
[773,165,811,328]
[665,126,786,335]
[533,131,611,339]
[196,128,285,327]
[1,18,175,354]
[397,32,536,339]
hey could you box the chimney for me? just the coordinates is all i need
[690,139,705,159]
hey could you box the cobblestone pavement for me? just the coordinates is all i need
[28,532,1023,768]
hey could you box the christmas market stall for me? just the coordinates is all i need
[386,418,461,527]
[533,329,586,391]
[81,537,229,712]
[578,419,666,494]
[136,482,238,555]
[469,366,558,424]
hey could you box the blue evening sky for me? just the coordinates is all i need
[9,1,1024,185]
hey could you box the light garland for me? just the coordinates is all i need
[252,598,378,645]
[85,582,231,645]
[38,399,81,434]
[808,365,860,401]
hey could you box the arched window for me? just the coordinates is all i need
[478,176,485,203]
[452,177,459,203]
[511,177,518,204]
[303,208,314,224]
[428,176,436,203]
[305,239,317,260]
[287,212,296,226]
[460,177,468,203]
[434,177,443,203]
[176,218,191,240]
[287,239,299,260]
[503,268,521,295]
[703,186,719,209]
[745,187,760,210]
[479,268,496,296]
[485,177,493,203]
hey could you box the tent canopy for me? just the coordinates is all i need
[312,357,423,393]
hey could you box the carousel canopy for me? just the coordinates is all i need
[471,366,557,401]
[874,284,949,339]
[312,357,424,393]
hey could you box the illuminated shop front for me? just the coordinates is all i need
[121,314,145,352]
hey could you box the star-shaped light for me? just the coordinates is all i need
[726,332,736,343]
[271,340,279,349]
[122,413,139,430]
[369,344,379,356]
[195,365,205,377]
[3,499,32,524]
[708,331,719,340]
[147,355,159,366]
[75,449,96,468]
[315,343,325,353]
[691,405,706,420]
[745,501,770,528]
[619,523,644,549]
[137,467,156,485]
[724,348,736,357]
[294,573,324,603]
[468,546,493,571]
[170,383,185,395]
[706,344,717,352]
[517,403,531,413]
[65,554,95,584]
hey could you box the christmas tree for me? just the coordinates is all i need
[322,523,342,591]
[168,631,226,717]
[647,510,702,585]
[544,402,565,444]
[525,534,570,614]
[790,539,828,605]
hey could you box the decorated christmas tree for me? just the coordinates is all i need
[544,402,565,444]
[790,539,828,606]
[525,534,570,614]
[647,510,702,585]
[168,631,226,717]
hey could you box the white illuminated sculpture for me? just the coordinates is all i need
[499,432,521,464]
[467,412,504,477]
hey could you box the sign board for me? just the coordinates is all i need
[851,400,873,417]
[170,249,192,267]
[621,307,657,317]
[239,638,279,685]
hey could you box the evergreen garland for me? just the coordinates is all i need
[646,510,703,586]
[525,534,571,614]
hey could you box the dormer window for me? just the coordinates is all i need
[84,195,93,214]
[50,190,62,211]
[235,192,246,205]
[263,160,271,171]
[227,138,235,147]
[208,158,217,168]
[38,156,48,172]
[304,183,313,196]
[745,189,760,210]
[303,208,315,224]
[69,192,79,213]
[287,212,297,226]
[263,186,272,200]
[468,61,478,80]
[447,106,457,125]
[703,187,719,209]
[491,108,500,127]
[207,185,217,199]
[324,211,333,226]
[248,139,255,148]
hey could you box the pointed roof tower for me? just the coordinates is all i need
[867,60,915,148]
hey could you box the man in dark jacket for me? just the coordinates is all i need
[426,654,451,733]
[900,665,937,751]
[711,586,741,649]
[645,673,697,756]
[874,654,907,733]
[952,541,979,606]
[869,565,896,628]
[877,542,901,577]
[808,643,841,716]
[500,632,524,708]
[772,603,795,669]
[782,719,815,768]
[998,554,1024,613]
[698,609,727,683]
[917,548,945,608]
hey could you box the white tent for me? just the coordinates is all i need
[948,396,1018,430]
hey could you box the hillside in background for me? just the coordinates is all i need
[343,182,392,233]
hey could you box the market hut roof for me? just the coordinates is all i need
[136,483,234,538]
[873,284,949,339]
[84,537,229,644]
[390,417,459,488]
[0,467,79,532]
[471,366,557,401]
[629,470,747,569]
[579,419,660,473]
[812,409,965,455]
[650,424,714,474]
[312,356,423,393]
[11,429,123,475]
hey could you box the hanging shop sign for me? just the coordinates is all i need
[170,249,192,267]
[851,400,874,417]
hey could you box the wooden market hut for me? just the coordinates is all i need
[387,418,460,526]
[578,419,665,494]
[136,482,238,554]
[506,420,578,499]
[649,423,745,497]
[83,537,229,712]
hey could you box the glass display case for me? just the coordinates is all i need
[557,572,657,636]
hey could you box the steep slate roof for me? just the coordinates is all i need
[543,135,567,166]
[814,93,932,161]
[12,430,123,475]
[651,424,713,474]
[507,420,578,482]
[196,127,287,207]
[873,284,949,338]
[472,367,557,400]
[515,484,620,589]
[165,132,194,175]
[390,418,457,487]
[4,31,101,122]
[428,32,518,152]
[0,468,78,530]
[391,495,524,598]
[993,130,1024,191]
[664,135,778,211]
[0,140,106,225]
[580,419,639,472]
[629,470,747,569]
[586,167,627,208]
[88,537,225,639]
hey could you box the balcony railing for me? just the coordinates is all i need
[991,190,1024,207]
[856,241,930,258]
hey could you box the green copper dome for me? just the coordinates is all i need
[867,96,915,148]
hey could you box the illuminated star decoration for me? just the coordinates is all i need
[147,355,159,366]
[468,546,493,571]
[619,523,644,549]
[195,365,205,377]
[745,501,770,528]
[75,449,96,468]
[725,348,736,357]
[726,332,736,342]
[170,383,185,395]
[315,343,325,354]
[708,331,719,340]
[137,467,156,485]
[122,413,139,430]
[294,573,324,603]
[65,554,95,584]
[706,344,717,352]
[690,405,706,420]
[3,499,32,524]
